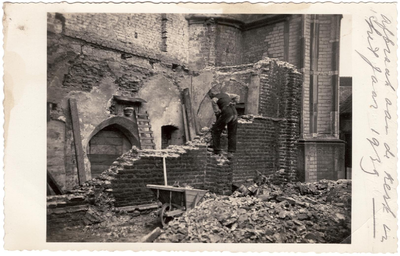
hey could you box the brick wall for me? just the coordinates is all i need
[111,146,209,207]
[242,22,286,64]
[298,141,345,182]
[316,15,334,135]
[188,22,215,69]
[216,59,302,184]
[258,60,302,119]
[242,26,273,64]
[215,25,243,66]
[49,13,188,65]
[233,118,280,183]
[302,15,338,138]
[264,22,285,60]
[205,157,233,195]
[164,14,189,63]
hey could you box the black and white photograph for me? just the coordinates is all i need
[3,2,397,252]
[46,12,352,243]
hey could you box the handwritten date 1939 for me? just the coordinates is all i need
[357,10,396,244]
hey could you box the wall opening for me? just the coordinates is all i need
[87,124,132,179]
[161,125,179,149]
[235,103,245,116]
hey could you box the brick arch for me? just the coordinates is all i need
[86,116,141,150]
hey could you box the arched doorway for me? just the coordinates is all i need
[87,124,132,178]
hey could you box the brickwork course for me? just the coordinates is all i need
[47,13,346,215]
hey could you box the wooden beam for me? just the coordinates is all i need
[47,170,64,195]
[182,104,190,142]
[69,98,87,185]
[140,227,162,243]
[182,88,196,140]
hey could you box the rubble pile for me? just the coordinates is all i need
[156,179,351,243]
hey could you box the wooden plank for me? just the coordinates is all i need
[181,104,190,142]
[165,209,184,217]
[163,157,167,186]
[182,88,196,139]
[47,170,64,195]
[139,131,153,134]
[146,184,186,192]
[69,98,86,185]
[140,227,162,243]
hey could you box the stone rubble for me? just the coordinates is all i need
[155,178,351,243]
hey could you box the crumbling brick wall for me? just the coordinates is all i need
[217,59,302,184]
[111,146,209,207]
[233,118,280,183]
[86,144,233,207]
[47,13,192,190]
[47,144,234,231]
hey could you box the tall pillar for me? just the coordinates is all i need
[297,15,345,182]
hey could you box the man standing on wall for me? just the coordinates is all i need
[208,87,239,159]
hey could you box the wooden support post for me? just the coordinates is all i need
[182,88,196,140]
[140,227,162,243]
[163,156,168,186]
[69,98,87,185]
[47,170,64,195]
[182,104,190,142]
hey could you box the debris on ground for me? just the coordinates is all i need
[155,178,351,243]
[47,212,161,242]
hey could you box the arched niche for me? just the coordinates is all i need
[86,117,141,178]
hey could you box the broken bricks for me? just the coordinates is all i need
[155,179,351,243]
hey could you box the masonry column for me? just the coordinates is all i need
[331,15,342,137]
[297,15,345,182]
